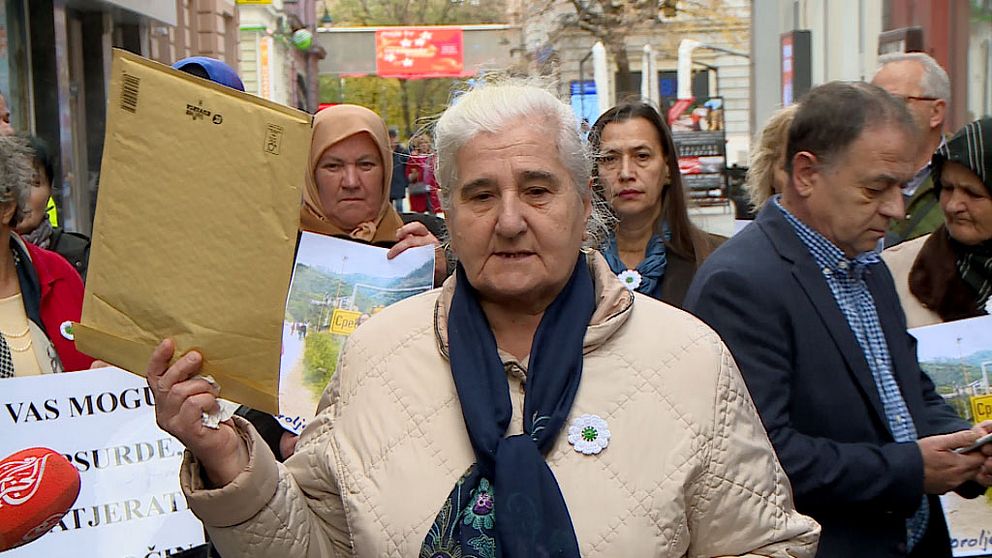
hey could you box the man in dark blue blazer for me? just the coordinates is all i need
[685,82,992,558]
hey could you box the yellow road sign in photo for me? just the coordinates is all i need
[330,308,362,335]
[970,394,992,424]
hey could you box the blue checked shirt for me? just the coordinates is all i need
[774,197,928,550]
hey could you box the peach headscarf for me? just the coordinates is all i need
[300,105,404,243]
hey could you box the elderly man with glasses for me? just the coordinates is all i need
[871,52,950,247]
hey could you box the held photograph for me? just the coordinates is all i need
[277,232,435,433]
[912,315,992,557]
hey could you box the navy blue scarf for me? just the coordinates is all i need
[601,224,671,298]
[421,255,594,558]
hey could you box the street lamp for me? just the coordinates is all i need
[982,360,992,395]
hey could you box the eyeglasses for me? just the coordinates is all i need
[896,95,940,104]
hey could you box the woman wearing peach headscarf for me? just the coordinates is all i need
[301,104,445,280]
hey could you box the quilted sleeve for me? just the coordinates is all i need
[181,414,351,557]
[685,345,820,558]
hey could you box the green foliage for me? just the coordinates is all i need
[921,361,984,390]
[288,258,434,324]
[303,331,343,398]
[287,263,347,324]
[945,394,973,422]
[322,0,506,135]
[328,0,506,27]
[319,75,459,138]
[973,0,992,23]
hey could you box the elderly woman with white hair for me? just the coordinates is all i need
[147,81,819,557]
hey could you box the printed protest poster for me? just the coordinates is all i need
[0,367,205,557]
[277,232,435,434]
[912,315,992,557]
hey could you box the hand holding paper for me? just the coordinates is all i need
[388,220,446,284]
[146,339,248,488]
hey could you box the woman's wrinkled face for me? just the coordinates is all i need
[447,121,591,311]
[315,132,385,231]
[939,161,992,246]
[15,162,52,234]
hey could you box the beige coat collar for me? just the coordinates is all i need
[432,251,634,359]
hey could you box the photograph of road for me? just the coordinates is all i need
[277,232,435,432]
[912,315,992,557]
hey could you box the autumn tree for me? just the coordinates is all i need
[322,0,507,137]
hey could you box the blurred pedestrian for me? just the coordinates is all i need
[883,117,992,327]
[16,136,90,279]
[173,56,245,91]
[388,127,409,213]
[407,134,442,215]
[872,52,950,247]
[745,104,798,212]
[589,101,723,307]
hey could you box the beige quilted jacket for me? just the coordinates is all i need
[880,235,943,328]
[181,253,820,557]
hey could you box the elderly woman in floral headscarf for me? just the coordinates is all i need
[883,117,992,327]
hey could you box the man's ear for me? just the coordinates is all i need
[790,151,820,199]
[930,99,947,130]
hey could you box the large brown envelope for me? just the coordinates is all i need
[74,50,311,415]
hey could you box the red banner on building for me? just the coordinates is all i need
[375,27,465,79]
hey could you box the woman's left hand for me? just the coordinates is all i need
[387,221,447,285]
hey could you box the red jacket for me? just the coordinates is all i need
[22,239,93,371]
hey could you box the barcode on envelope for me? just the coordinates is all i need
[120,73,140,113]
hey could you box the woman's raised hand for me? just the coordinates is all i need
[146,339,249,487]
[388,221,447,285]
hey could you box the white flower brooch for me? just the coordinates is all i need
[617,270,641,291]
[567,414,610,455]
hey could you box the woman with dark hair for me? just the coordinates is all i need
[589,102,723,307]
[15,136,90,279]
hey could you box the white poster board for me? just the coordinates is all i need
[912,315,992,557]
[0,367,205,557]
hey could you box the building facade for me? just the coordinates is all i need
[751,0,992,157]
[0,0,239,235]
[513,0,752,164]
[237,0,318,111]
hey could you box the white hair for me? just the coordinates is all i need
[876,52,951,101]
[432,78,614,248]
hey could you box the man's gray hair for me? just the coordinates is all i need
[876,52,951,101]
[433,78,614,248]
[0,135,34,227]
